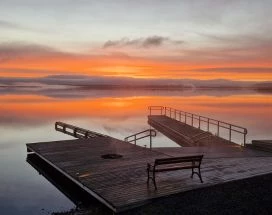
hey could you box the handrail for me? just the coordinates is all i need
[55,121,107,139]
[148,106,164,115]
[148,106,248,146]
[124,129,156,148]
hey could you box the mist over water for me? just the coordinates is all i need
[0,87,271,214]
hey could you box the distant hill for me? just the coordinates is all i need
[0,75,260,89]
[253,82,272,92]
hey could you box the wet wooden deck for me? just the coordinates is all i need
[26,136,272,213]
[148,115,238,147]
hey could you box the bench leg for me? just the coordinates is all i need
[198,167,203,183]
[153,171,157,190]
[147,165,150,183]
[191,167,203,183]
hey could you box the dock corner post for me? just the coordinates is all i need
[73,128,77,138]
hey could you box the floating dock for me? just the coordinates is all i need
[27,135,272,212]
[148,106,247,146]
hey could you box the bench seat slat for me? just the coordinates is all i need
[154,165,198,172]
[155,155,203,165]
[156,155,202,162]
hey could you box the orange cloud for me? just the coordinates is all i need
[0,44,271,81]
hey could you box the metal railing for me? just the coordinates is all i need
[148,106,248,146]
[124,129,157,148]
[55,121,107,139]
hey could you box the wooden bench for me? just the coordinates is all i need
[147,155,204,189]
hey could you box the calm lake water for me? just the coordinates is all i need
[0,87,271,214]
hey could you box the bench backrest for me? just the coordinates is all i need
[155,155,203,166]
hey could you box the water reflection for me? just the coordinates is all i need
[0,88,271,214]
[0,89,271,143]
[27,154,110,214]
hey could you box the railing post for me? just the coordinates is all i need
[229,125,232,141]
[191,114,193,126]
[198,116,201,128]
[170,108,172,118]
[244,132,246,146]
[207,118,210,131]
[185,112,187,124]
[175,110,176,120]
[164,107,166,115]
[134,135,136,144]
[217,121,220,136]
[179,111,181,121]
[150,130,152,149]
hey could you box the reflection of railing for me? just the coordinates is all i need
[55,122,107,139]
[148,106,248,146]
[124,129,157,148]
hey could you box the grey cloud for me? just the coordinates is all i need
[0,20,39,32]
[142,36,168,48]
[103,36,183,48]
[197,33,272,47]
[0,20,21,29]
[172,36,272,64]
[0,42,69,62]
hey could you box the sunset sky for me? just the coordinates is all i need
[0,0,272,81]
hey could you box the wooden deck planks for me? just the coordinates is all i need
[27,136,272,212]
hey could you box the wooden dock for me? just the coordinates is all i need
[247,140,272,153]
[27,136,272,213]
[148,115,237,147]
[148,106,248,147]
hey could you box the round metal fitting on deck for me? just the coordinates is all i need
[101,154,123,159]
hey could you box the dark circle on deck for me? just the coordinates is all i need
[101,154,123,159]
